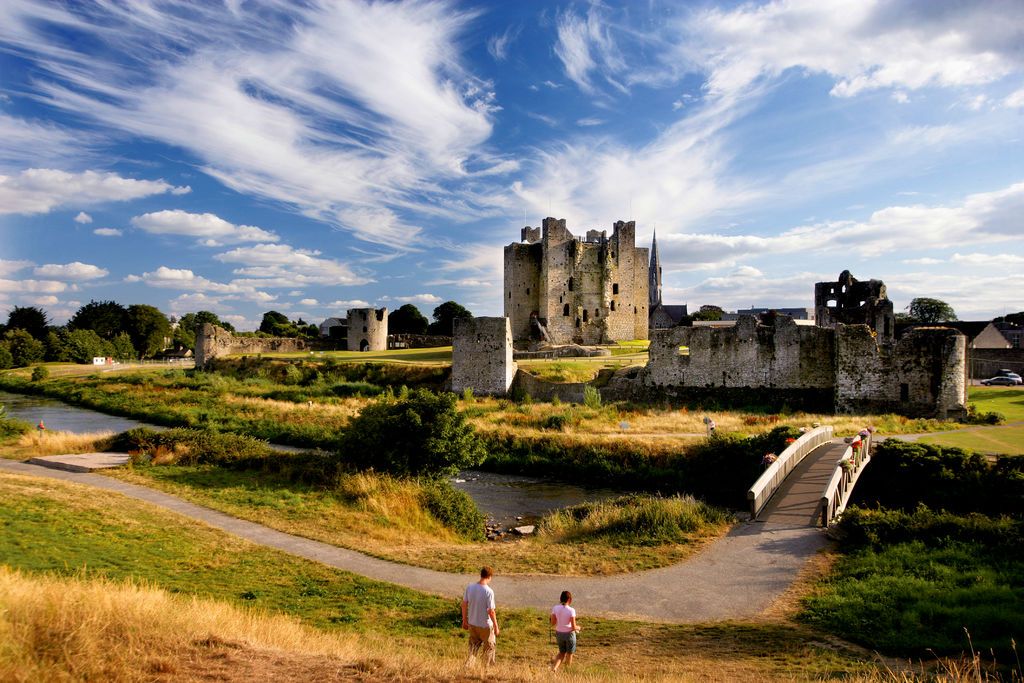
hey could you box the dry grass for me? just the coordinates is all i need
[2,430,114,459]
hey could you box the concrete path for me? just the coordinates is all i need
[27,452,130,473]
[0,458,831,623]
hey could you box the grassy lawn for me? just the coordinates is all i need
[260,346,453,364]
[920,424,1024,455]
[969,386,1024,422]
[104,465,731,576]
[0,470,881,681]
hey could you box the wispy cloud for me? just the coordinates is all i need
[1,0,506,250]
[487,24,521,61]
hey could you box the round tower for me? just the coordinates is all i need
[346,307,388,352]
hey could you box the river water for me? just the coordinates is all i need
[0,390,615,526]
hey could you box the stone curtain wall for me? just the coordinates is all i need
[647,316,837,390]
[968,348,1024,378]
[387,334,452,349]
[195,324,318,368]
[836,326,967,419]
[451,317,516,396]
[346,308,388,352]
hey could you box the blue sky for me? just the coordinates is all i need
[1,0,1022,330]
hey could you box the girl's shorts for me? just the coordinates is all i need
[556,631,577,654]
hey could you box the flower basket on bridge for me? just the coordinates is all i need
[761,453,778,468]
[839,458,854,474]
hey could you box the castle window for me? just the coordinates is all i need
[610,300,616,311]
[568,277,574,292]
[563,304,570,317]
[526,288,530,295]
[594,308,599,318]
[884,317,891,337]
[575,317,581,328]
[508,292,511,299]
[900,383,909,402]
[363,326,368,333]
[583,310,589,323]
[634,306,638,314]
[827,299,837,308]
[613,283,619,295]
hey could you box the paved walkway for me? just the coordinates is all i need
[0,455,833,623]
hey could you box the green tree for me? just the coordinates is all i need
[995,311,1024,325]
[0,343,12,369]
[691,305,724,321]
[907,297,957,323]
[388,304,429,335]
[111,332,137,361]
[4,329,45,367]
[338,390,485,478]
[427,301,472,336]
[68,300,128,340]
[46,328,110,363]
[174,311,235,350]
[259,310,293,336]
[6,306,49,340]
[126,304,171,358]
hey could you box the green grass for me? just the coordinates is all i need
[260,347,452,364]
[969,386,1024,422]
[920,424,1024,455]
[0,470,880,679]
[801,540,1023,657]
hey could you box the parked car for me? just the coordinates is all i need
[981,375,1023,386]
[995,369,1022,381]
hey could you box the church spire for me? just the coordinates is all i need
[649,229,662,307]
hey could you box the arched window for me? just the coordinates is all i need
[610,300,616,311]
[563,304,570,316]
[583,310,589,323]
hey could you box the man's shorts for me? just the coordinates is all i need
[556,630,576,654]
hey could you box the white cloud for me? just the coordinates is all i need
[93,227,123,237]
[0,260,32,277]
[0,112,87,168]
[487,25,520,61]
[951,252,1024,265]
[127,266,275,302]
[382,293,442,304]
[576,117,604,127]
[0,169,190,216]
[131,209,278,246]
[2,1,502,249]
[891,91,909,104]
[1006,88,1024,108]
[298,298,319,306]
[901,257,944,265]
[215,243,370,287]
[683,0,1024,100]
[326,299,371,309]
[33,262,108,281]
[74,211,92,224]
[0,278,67,294]
[554,7,626,95]
[26,295,59,306]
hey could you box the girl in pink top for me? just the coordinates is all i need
[549,590,580,671]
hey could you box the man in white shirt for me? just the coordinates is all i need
[461,565,499,667]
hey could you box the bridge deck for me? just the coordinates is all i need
[757,440,848,527]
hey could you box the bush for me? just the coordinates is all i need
[420,480,485,541]
[337,390,485,478]
[0,405,32,440]
[582,385,601,409]
[966,404,1005,425]
[835,505,1023,549]
[852,440,1023,517]
[542,414,569,431]
[30,366,49,382]
[0,343,12,369]
[540,494,730,546]
[110,427,277,467]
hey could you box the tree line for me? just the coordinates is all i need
[0,299,475,369]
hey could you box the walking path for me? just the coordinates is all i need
[0,455,834,623]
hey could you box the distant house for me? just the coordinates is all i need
[319,317,345,338]
[650,303,689,329]
[897,321,1009,348]
[723,307,814,321]
[976,322,1023,349]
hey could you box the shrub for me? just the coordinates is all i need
[836,505,1023,549]
[337,390,485,478]
[852,440,1022,517]
[461,387,474,402]
[582,385,601,409]
[540,494,730,546]
[30,366,49,382]
[542,414,569,431]
[420,480,485,541]
[965,404,1005,425]
[109,428,276,467]
[0,406,32,440]
[0,343,12,369]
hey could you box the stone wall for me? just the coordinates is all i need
[504,217,649,345]
[195,324,320,368]
[451,317,516,396]
[646,316,837,390]
[346,308,388,352]
[387,334,452,349]
[510,371,589,403]
[836,326,967,418]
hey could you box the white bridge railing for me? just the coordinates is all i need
[819,431,873,527]
[747,425,834,519]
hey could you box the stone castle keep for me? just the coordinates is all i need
[505,218,649,344]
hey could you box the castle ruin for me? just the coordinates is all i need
[504,218,649,345]
[345,307,388,352]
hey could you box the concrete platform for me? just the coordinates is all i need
[26,452,130,473]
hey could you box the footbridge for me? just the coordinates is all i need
[747,426,873,527]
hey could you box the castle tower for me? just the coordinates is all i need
[649,230,662,307]
[346,307,388,352]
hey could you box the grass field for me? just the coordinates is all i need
[920,424,1024,455]
[260,346,454,364]
[969,386,1024,422]
[0,470,883,681]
